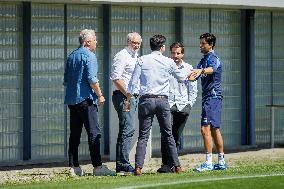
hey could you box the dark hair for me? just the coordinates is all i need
[170,42,184,54]
[200,33,216,48]
[150,35,166,51]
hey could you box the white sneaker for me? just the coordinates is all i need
[93,165,116,176]
[195,162,213,172]
[214,162,228,170]
[69,166,85,176]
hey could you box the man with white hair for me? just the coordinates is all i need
[64,29,115,176]
[110,32,142,174]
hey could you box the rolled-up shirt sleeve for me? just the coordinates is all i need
[110,53,126,80]
[127,59,142,95]
[86,54,98,84]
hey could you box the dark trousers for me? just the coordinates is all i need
[171,104,191,148]
[68,99,102,168]
[135,96,180,168]
[161,104,191,165]
[112,91,137,167]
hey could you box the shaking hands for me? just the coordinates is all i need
[188,69,204,82]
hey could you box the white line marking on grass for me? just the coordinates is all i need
[116,173,284,189]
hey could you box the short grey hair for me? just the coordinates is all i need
[127,32,142,43]
[79,29,96,44]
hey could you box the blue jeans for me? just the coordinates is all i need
[112,91,137,167]
[68,98,102,168]
[135,96,180,168]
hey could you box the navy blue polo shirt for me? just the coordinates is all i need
[196,50,222,100]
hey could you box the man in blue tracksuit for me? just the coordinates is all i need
[189,33,228,172]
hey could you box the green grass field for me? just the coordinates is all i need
[1,161,284,189]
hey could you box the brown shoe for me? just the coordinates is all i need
[174,166,182,173]
[134,167,142,176]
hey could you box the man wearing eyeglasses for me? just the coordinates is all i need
[110,32,142,174]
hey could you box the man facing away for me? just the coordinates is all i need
[158,42,198,173]
[189,33,228,171]
[110,32,142,174]
[126,35,191,176]
[64,29,115,176]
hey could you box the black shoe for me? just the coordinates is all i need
[116,164,135,173]
[124,164,135,172]
[157,164,174,173]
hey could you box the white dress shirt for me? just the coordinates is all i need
[110,47,138,91]
[169,61,198,111]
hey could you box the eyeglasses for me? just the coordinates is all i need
[131,41,141,45]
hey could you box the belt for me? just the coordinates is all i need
[113,90,139,98]
[141,94,168,99]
